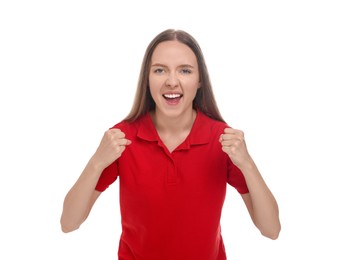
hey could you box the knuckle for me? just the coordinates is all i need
[109,128,121,135]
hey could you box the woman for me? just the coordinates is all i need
[61,29,281,259]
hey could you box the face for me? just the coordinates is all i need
[149,40,200,118]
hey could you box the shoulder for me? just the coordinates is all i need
[110,114,149,136]
[197,110,230,135]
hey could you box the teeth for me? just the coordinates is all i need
[163,94,181,99]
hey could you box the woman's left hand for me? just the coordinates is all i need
[219,127,251,168]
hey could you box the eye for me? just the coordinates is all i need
[153,68,165,74]
[180,68,192,74]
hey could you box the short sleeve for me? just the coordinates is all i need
[95,161,119,192]
[227,159,249,194]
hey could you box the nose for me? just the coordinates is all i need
[165,72,179,88]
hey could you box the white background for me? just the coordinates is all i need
[1,0,336,259]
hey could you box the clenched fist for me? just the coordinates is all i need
[91,128,131,170]
[219,127,251,168]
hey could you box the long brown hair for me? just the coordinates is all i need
[124,29,225,123]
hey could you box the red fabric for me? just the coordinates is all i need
[95,110,249,260]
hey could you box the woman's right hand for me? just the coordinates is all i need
[91,128,131,170]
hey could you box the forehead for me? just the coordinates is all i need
[151,40,197,65]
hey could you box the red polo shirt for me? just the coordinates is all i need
[95,110,249,260]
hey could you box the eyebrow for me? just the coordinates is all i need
[151,63,195,69]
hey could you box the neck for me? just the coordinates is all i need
[151,108,197,134]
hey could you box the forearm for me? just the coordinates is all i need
[60,159,103,232]
[241,159,281,239]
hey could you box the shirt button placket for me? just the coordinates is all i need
[167,153,178,185]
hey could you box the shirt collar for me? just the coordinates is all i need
[137,112,160,142]
[137,110,211,148]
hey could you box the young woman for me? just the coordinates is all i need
[60,29,281,259]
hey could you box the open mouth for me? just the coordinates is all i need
[163,93,183,105]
